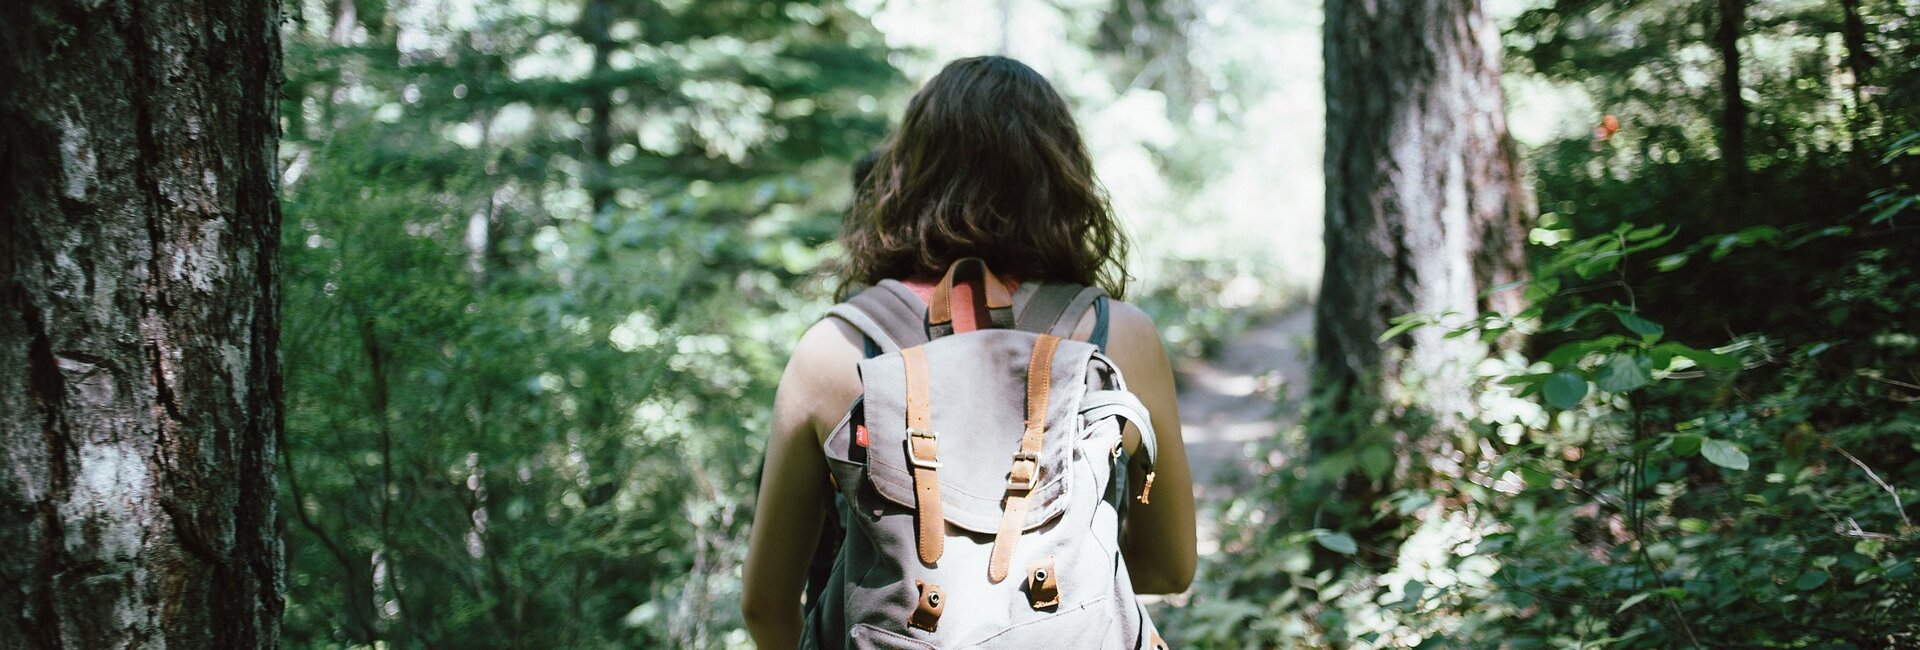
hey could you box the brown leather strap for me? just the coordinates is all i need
[908,579,944,632]
[1026,556,1060,609]
[901,345,943,565]
[928,257,1014,336]
[988,334,1061,583]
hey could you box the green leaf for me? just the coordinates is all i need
[1614,312,1664,342]
[1359,446,1393,482]
[1617,587,1687,613]
[1793,570,1829,591]
[1543,372,1589,410]
[1522,276,1561,302]
[1654,253,1691,272]
[1651,342,1741,371]
[1623,223,1665,241]
[1499,372,1551,386]
[1520,465,1554,489]
[1701,438,1750,471]
[1478,280,1528,300]
[1377,314,1429,343]
[1541,305,1603,333]
[1595,353,1653,392]
[1542,335,1627,366]
[1316,532,1358,556]
[1669,434,1704,457]
[1574,250,1624,278]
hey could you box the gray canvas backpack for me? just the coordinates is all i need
[801,258,1169,649]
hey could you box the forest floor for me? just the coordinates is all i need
[1174,305,1314,558]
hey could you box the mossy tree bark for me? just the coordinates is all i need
[0,1,285,646]
[1312,0,1530,553]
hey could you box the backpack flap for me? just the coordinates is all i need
[852,332,1097,536]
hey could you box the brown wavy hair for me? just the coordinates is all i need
[837,56,1129,299]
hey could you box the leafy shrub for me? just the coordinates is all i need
[1161,137,1920,647]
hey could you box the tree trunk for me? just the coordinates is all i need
[583,0,617,217]
[1717,0,1747,229]
[0,1,285,647]
[1838,0,1878,158]
[1312,0,1529,543]
[1839,0,1874,94]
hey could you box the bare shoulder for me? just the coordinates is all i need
[792,316,866,363]
[1103,300,1163,349]
[1080,299,1171,375]
[777,317,867,445]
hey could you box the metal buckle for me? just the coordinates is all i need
[905,432,942,469]
[1006,452,1039,491]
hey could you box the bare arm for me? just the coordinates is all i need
[1101,301,1198,594]
[741,320,861,647]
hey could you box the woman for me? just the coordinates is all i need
[742,56,1195,648]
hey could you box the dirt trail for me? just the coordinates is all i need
[1173,306,1314,555]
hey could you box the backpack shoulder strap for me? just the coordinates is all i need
[826,280,930,354]
[1015,283,1083,333]
[1018,283,1110,349]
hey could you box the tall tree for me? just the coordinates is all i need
[0,1,284,647]
[1311,0,1529,543]
[1717,0,1747,227]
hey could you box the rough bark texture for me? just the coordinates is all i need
[0,1,285,647]
[1316,0,1530,419]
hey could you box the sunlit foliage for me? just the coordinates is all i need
[1165,0,1920,646]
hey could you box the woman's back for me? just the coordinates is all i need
[740,55,1194,649]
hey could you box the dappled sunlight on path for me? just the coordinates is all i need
[1174,306,1313,558]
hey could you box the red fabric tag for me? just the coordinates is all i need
[855,424,870,448]
[951,281,979,333]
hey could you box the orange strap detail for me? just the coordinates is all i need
[901,346,943,565]
[908,579,944,632]
[988,335,1060,583]
[927,258,1013,333]
[1027,556,1060,609]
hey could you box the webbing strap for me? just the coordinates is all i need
[1015,283,1084,334]
[840,282,931,351]
[988,334,1061,583]
[901,346,943,565]
[1080,388,1158,502]
[1090,296,1111,352]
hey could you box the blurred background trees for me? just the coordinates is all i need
[278,1,895,646]
[268,0,1916,647]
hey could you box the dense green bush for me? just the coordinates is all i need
[1163,137,1920,646]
